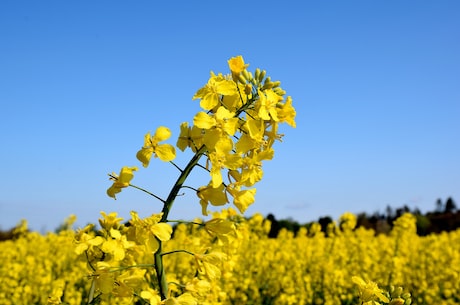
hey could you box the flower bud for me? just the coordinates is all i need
[273,87,286,96]
[238,73,247,84]
[242,69,251,82]
[404,298,412,305]
[263,76,271,85]
[271,80,281,88]
[244,84,252,95]
[402,293,411,300]
[389,298,405,305]
[391,287,403,298]
[254,68,261,81]
[262,82,274,90]
[258,69,266,82]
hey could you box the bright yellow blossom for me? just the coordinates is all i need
[136,126,176,167]
[277,96,296,127]
[227,186,256,213]
[257,88,282,121]
[107,166,138,199]
[177,122,203,152]
[100,228,134,261]
[352,276,390,304]
[140,288,161,305]
[74,224,104,255]
[207,142,242,187]
[98,211,123,230]
[194,106,239,151]
[197,184,228,216]
[113,269,146,298]
[204,218,235,236]
[194,251,227,281]
[192,72,238,110]
[93,262,115,294]
[239,148,274,186]
[128,211,173,253]
[228,55,249,74]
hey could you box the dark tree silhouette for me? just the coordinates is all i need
[436,198,444,213]
[444,197,457,213]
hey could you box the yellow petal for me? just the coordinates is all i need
[118,166,138,185]
[200,92,220,110]
[223,118,239,136]
[136,147,154,167]
[247,118,264,140]
[228,55,248,74]
[210,167,223,188]
[214,137,233,154]
[142,132,152,147]
[216,79,238,96]
[224,154,242,170]
[155,144,176,162]
[177,122,189,152]
[151,223,173,241]
[107,185,121,199]
[236,134,255,154]
[153,126,171,142]
[146,236,160,253]
[205,218,234,235]
[233,188,256,213]
[193,112,216,129]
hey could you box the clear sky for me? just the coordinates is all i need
[1,1,459,232]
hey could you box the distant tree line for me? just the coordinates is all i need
[267,197,459,237]
[1,197,458,241]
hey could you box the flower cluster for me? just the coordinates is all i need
[100,56,296,302]
[107,55,296,214]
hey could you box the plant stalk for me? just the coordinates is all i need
[154,145,207,299]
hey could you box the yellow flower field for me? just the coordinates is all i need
[2,56,458,305]
[1,211,459,305]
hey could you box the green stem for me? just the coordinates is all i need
[87,279,95,305]
[154,144,207,300]
[161,145,207,221]
[129,183,165,203]
[161,249,195,257]
[167,219,204,226]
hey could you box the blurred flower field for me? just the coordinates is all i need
[1,211,459,305]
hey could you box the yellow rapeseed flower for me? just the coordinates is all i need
[140,288,161,305]
[192,72,237,111]
[352,276,389,304]
[177,122,203,152]
[107,166,138,199]
[136,126,176,167]
[257,88,282,121]
[204,218,235,236]
[228,55,249,74]
[197,184,228,216]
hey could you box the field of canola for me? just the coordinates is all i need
[1,211,459,305]
[3,56,459,305]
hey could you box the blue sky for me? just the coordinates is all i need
[1,1,459,231]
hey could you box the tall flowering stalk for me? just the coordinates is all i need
[75,56,296,304]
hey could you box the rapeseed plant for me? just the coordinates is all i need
[78,55,297,303]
